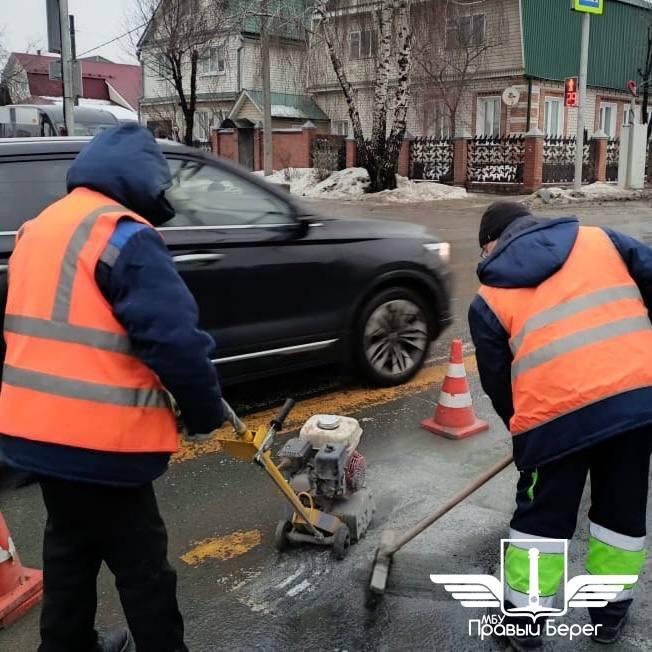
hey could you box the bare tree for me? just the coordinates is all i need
[411,0,504,137]
[638,22,652,135]
[312,0,414,192]
[134,0,227,145]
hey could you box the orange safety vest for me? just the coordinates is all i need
[0,187,178,453]
[479,226,652,437]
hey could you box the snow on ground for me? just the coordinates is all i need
[255,167,467,202]
[528,182,652,207]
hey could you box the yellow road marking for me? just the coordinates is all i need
[181,529,262,566]
[173,354,477,463]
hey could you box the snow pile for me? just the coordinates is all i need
[373,175,467,202]
[306,168,371,199]
[528,182,651,207]
[254,168,321,196]
[256,167,467,202]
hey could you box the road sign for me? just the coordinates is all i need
[572,0,603,15]
[46,0,61,53]
[502,86,520,107]
[564,77,579,107]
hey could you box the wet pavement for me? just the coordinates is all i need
[1,197,652,651]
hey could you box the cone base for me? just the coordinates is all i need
[421,417,489,440]
[0,567,43,628]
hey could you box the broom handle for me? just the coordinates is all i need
[388,453,513,555]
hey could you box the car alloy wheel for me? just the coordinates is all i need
[363,298,428,379]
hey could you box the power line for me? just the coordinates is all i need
[76,22,149,57]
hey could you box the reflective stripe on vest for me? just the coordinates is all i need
[0,189,178,453]
[478,226,652,436]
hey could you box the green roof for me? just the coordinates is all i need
[522,0,651,90]
[242,90,329,120]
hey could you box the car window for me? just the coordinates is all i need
[165,158,294,227]
[0,159,70,230]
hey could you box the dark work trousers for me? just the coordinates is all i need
[38,478,187,652]
[510,426,652,626]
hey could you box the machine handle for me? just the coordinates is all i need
[221,399,248,437]
[271,398,296,431]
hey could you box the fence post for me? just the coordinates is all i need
[345,136,357,168]
[453,131,469,187]
[254,123,263,171]
[210,128,219,156]
[523,127,544,193]
[591,130,608,183]
[398,131,414,178]
[302,121,316,168]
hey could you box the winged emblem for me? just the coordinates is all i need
[565,575,638,608]
[430,574,503,607]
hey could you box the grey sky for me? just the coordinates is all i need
[3,0,140,64]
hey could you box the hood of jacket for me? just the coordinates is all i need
[66,123,175,225]
[477,216,580,288]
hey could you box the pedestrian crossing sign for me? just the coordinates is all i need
[572,0,604,14]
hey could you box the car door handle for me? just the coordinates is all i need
[172,253,224,264]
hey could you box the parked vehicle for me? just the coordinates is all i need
[0,137,452,386]
[0,105,118,138]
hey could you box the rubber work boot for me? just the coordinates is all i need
[592,614,628,644]
[507,631,543,651]
[94,627,134,652]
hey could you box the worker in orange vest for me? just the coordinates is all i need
[469,202,651,650]
[0,124,224,652]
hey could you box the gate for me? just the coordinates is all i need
[542,137,594,184]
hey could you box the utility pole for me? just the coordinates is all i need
[261,2,273,176]
[58,0,75,135]
[573,12,590,191]
[69,14,78,107]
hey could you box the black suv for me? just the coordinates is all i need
[0,137,452,386]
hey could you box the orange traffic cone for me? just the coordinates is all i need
[0,511,43,628]
[421,339,488,440]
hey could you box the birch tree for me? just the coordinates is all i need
[313,0,414,192]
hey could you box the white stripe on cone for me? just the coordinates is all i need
[438,391,473,409]
[446,363,467,378]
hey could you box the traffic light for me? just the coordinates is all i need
[564,77,579,107]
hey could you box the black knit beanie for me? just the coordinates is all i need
[479,202,532,248]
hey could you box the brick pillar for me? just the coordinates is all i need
[397,136,413,178]
[210,128,219,156]
[345,137,357,168]
[523,128,544,193]
[452,136,469,187]
[591,131,609,182]
[253,126,262,171]
[302,121,316,168]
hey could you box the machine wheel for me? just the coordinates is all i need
[333,524,351,560]
[274,520,293,552]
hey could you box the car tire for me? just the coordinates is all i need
[355,286,433,387]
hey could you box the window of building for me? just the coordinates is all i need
[200,46,226,75]
[331,120,349,136]
[623,104,640,127]
[349,29,374,60]
[446,14,486,50]
[543,98,564,137]
[599,102,617,137]
[154,54,168,78]
[424,102,451,138]
[477,96,501,136]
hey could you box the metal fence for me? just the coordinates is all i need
[311,136,346,172]
[542,137,594,184]
[606,139,620,183]
[192,140,212,153]
[409,137,454,182]
[467,136,525,184]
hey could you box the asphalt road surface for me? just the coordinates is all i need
[1,196,651,651]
